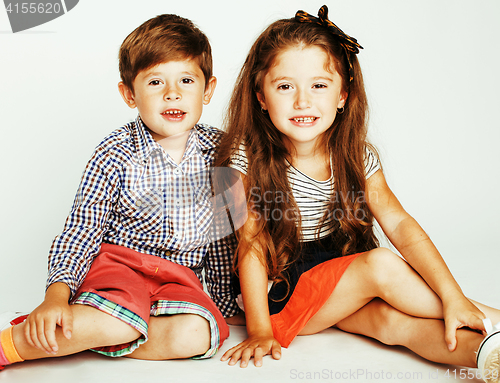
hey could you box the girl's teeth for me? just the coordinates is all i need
[294,117,315,122]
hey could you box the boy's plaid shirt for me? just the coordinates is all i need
[47,116,238,317]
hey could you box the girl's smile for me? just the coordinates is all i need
[289,116,319,125]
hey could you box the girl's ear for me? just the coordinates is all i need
[337,90,348,109]
[256,92,268,111]
[118,82,137,109]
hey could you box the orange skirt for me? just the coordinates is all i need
[268,243,362,347]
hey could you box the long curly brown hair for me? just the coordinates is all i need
[215,17,379,284]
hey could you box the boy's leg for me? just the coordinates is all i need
[125,314,210,360]
[11,304,140,360]
[336,298,482,367]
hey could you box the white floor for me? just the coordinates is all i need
[0,324,491,383]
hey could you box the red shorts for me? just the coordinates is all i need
[72,243,229,358]
[270,252,361,347]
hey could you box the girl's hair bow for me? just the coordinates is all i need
[295,5,362,81]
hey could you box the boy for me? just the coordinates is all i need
[0,13,238,370]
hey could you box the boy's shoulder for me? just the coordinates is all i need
[194,123,224,150]
[91,121,138,165]
[96,121,134,147]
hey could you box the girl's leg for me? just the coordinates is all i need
[12,304,140,360]
[336,299,482,367]
[300,248,443,335]
[471,300,500,325]
[300,247,500,336]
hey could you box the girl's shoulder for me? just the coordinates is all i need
[228,142,248,175]
[364,145,381,179]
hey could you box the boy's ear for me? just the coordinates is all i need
[118,82,137,109]
[256,92,267,111]
[203,76,217,105]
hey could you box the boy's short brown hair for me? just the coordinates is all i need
[119,14,213,92]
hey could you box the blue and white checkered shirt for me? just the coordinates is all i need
[47,116,238,317]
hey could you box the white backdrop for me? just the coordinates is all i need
[0,0,498,313]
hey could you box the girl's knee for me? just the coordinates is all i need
[361,248,408,287]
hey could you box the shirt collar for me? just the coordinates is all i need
[131,115,215,164]
[131,116,159,163]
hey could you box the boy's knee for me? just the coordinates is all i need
[140,314,211,360]
[166,314,211,358]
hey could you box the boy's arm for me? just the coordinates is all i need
[204,232,239,319]
[46,148,119,297]
[30,148,119,352]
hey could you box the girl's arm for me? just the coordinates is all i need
[220,213,281,367]
[366,169,485,351]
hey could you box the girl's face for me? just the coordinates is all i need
[257,46,347,152]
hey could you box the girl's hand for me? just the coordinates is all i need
[24,283,73,354]
[442,292,485,351]
[221,335,282,367]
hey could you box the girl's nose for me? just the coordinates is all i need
[294,89,311,109]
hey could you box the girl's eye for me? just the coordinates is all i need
[149,80,161,86]
[313,83,327,89]
[277,84,292,91]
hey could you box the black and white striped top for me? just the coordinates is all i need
[229,146,380,242]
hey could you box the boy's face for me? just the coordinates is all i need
[119,59,216,141]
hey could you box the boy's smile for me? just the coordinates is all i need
[119,59,216,142]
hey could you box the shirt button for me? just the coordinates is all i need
[174,233,180,239]
[175,200,181,208]
[135,200,142,207]
[165,250,171,256]
[174,168,181,175]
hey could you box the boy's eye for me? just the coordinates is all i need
[277,84,292,91]
[313,83,327,89]
[149,80,162,86]
[182,78,194,84]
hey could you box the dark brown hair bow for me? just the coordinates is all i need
[295,5,362,82]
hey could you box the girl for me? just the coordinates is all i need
[217,5,500,381]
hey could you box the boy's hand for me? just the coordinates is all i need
[24,283,73,354]
[220,335,281,368]
[442,292,485,351]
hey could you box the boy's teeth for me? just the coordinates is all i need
[293,117,316,122]
[164,110,183,115]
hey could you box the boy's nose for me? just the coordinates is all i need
[164,87,181,101]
